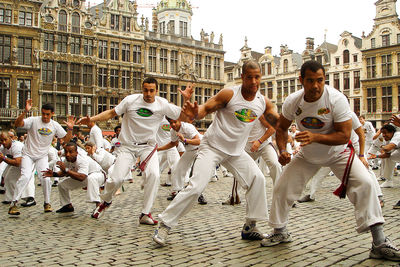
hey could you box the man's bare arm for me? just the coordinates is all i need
[263,97,279,129]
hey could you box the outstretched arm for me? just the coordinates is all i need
[263,97,280,129]
[15,99,32,127]
[77,109,118,125]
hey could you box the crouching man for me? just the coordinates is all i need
[42,142,105,213]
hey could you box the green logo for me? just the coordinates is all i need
[234,109,257,123]
[136,108,153,117]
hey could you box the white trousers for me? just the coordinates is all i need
[247,143,281,185]
[158,148,180,185]
[171,149,197,192]
[13,154,50,203]
[101,144,159,214]
[382,150,400,182]
[4,166,35,201]
[58,172,105,206]
[159,139,268,228]
[269,149,384,233]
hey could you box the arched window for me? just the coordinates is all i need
[283,59,288,73]
[343,49,350,64]
[58,10,67,31]
[72,12,80,33]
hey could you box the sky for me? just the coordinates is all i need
[89,0,400,62]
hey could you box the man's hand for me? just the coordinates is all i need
[25,99,33,113]
[0,152,4,162]
[77,116,90,125]
[391,115,400,127]
[64,115,76,129]
[56,161,66,172]
[179,83,195,102]
[294,131,315,147]
[177,133,185,142]
[278,151,291,166]
[182,101,199,122]
[368,153,377,160]
[250,140,261,152]
[42,168,54,177]
[359,156,369,168]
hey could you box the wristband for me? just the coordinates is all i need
[2,156,6,161]
[184,139,187,145]
[280,149,287,154]
[359,154,364,157]
[258,139,263,145]
[67,128,73,131]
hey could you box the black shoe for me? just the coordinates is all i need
[21,197,36,207]
[167,192,177,201]
[372,167,379,170]
[198,194,207,205]
[393,200,400,209]
[137,172,142,176]
[56,204,74,213]
[2,200,11,204]
[160,183,172,187]
[52,180,58,187]
[0,189,5,194]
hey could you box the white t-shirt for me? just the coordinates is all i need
[282,85,352,164]
[64,154,102,176]
[156,118,172,147]
[89,125,104,149]
[388,132,400,149]
[350,112,362,146]
[115,94,181,145]
[204,85,266,156]
[170,122,199,152]
[90,148,116,172]
[362,121,376,143]
[22,116,67,158]
[0,140,23,159]
[48,146,60,168]
[103,138,111,151]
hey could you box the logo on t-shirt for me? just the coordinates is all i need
[317,108,330,115]
[234,109,257,123]
[38,128,53,136]
[161,124,171,131]
[136,108,153,117]
[115,142,121,147]
[300,117,325,129]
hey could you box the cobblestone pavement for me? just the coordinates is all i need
[1,169,400,266]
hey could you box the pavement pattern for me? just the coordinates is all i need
[1,169,400,266]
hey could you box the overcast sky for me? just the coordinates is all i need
[89,0,400,62]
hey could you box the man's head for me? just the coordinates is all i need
[64,142,78,162]
[381,124,396,141]
[0,131,12,149]
[114,125,121,138]
[241,60,261,94]
[41,103,55,123]
[84,141,97,155]
[290,124,297,133]
[142,77,158,103]
[299,60,326,102]
[18,135,24,142]
[359,115,365,125]
[166,117,181,132]
[8,129,17,140]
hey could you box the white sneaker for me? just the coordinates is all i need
[381,180,393,188]
[223,171,233,177]
[153,222,170,246]
[370,238,400,261]
[260,231,292,247]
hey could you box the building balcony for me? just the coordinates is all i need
[0,108,39,122]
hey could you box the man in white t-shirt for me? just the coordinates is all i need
[153,60,280,246]
[261,60,400,262]
[9,100,75,216]
[360,115,377,169]
[110,125,121,155]
[85,121,104,150]
[78,77,192,225]
[42,142,105,214]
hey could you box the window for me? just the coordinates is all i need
[110,42,119,61]
[57,34,68,53]
[267,82,273,99]
[382,86,392,112]
[56,62,67,83]
[160,48,167,74]
[98,96,107,114]
[205,56,211,79]
[367,57,376,78]
[98,40,107,59]
[316,55,322,64]
[98,68,107,88]
[82,96,92,117]
[159,22,165,34]
[334,73,340,90]
[17,79,31,109]
[0,8,12,24]
[70,37,80,54]
[132,71,140,91]
[168,20,175,34]
[283,80,288,96]
[260,83,266,96]
[42,60,53,83]
[354,98,360,116]
[56,95,67,116]
[398,53,400,75]
[227,73,233,81]
[343,72,350,90]
[213,58,220,80]
[42,94,54,107]
[148,47,156,72]
[19,11,32,26]
[170,50,178,75]
[122,43,130,62]
[381,54,392,77]
[122,70,130,89]
[0,35,11,63]
[170,85,178,104]
[366,88,376,113]
[277,81,282,101]
[371,38,375,48]
[122,16,130,32]
[194,87,202,104]
[343,50,350,64]
[261,64,265,76]
[159,84,167,99]
[110,14,119,30]
[84,38,93,56]
[325,74,329,85]
[283,59,288,72]
[353,54,358,63]
[69,96,80,116]
[179,21,187,37]
[58,10,67,31]
[382,34,390,47]
[290,79,295,94]
[110,69,118,88]
[267,62,272,75]
[83,65,93,86]
[17,37,32,65]
[353,71,360,89]
[133,45,141,63]
[110,97,118,110]
[204,88,212,102]
[397,34,400,44]
[72,12,80,33]
[335,57,340,65]
[0,77,10,108]
[44,33,54,51]
[195,54,202,78]
[70,63,80,85]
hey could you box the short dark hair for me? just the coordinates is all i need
[382,124,396,133]
[359,115,365,119]
[114,125,121,132]
[42,103,54,112]
[242,60,261,75]
[300,60,325,79]
[65,141,78,151]
[143,77,158,91]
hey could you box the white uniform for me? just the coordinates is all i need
[89,125,104,149]
[380,132,400,183]
[13,116,66,204]
[58,154,105,206]
[110,137,121,155]
[48,146,60,183]
[269,86,383,233]
[103,138,111,151]
[101,94,181,215]
[159,85,268,227]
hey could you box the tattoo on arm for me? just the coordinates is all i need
[265,113,278,127]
